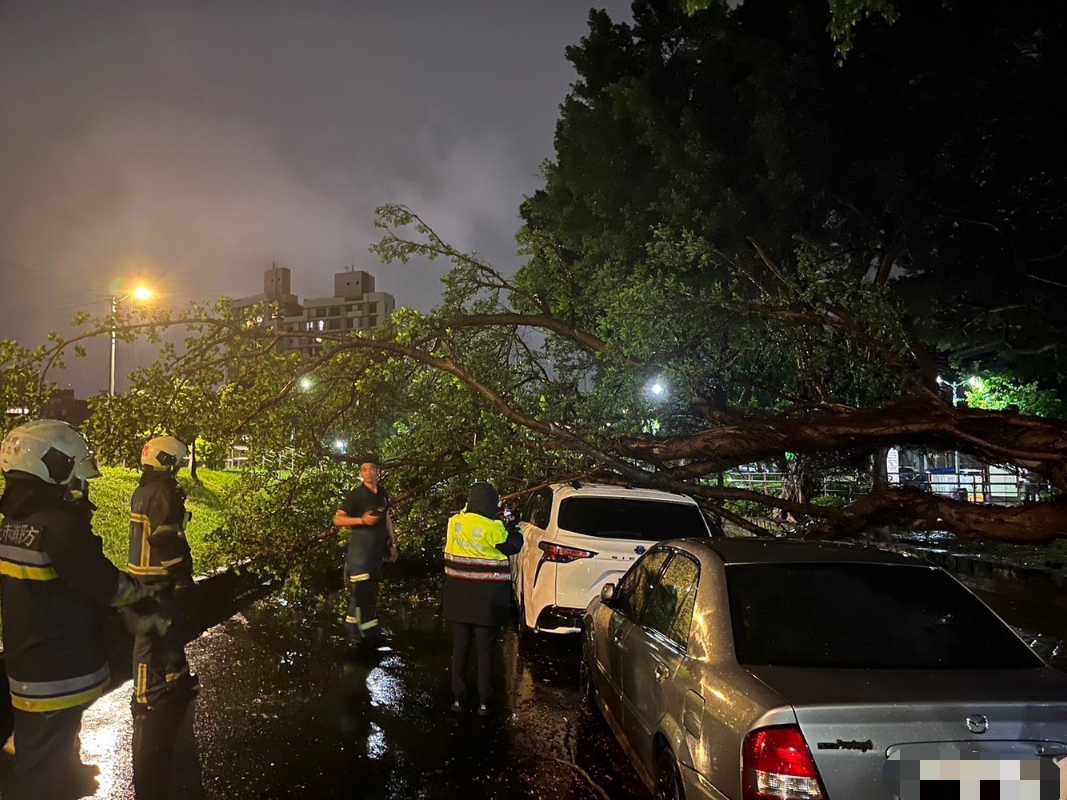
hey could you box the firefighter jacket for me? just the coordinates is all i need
[128,470,192,584]
[0,481,139,713]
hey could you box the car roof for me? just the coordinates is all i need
[549,482,698,505]
[686,537,920,566]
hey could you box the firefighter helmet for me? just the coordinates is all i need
[0,419,101,486]
[140,436,188,472]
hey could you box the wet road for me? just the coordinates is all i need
[71,575,648,800]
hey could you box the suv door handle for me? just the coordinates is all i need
[654,663,670,682]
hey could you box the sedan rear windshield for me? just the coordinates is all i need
[556,497,708,541]
[726,563,1041,669]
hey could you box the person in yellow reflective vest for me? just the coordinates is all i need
[444,481,522,716]
[0,420,160,800]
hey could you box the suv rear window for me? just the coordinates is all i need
[726,563,1041,669]
[556,497,707,541]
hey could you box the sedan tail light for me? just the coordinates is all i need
[538,541,597,563]
[742,725,826,800]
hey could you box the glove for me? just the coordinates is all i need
[111,574,165,608]
[123,609,171,638]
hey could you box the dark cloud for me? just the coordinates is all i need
[0,1,631,393]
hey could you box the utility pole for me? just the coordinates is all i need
[109,295,119,397]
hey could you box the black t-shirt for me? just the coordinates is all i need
[343,484,391,533]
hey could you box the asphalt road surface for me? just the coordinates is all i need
[47,574,649,800]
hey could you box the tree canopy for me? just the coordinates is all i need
[5,0,1067,572]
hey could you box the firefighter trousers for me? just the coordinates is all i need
[6,707,90,800]
[132,584,190,708]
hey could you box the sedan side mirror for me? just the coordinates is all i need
[600,583,616,604]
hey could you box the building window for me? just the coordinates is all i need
[368,315,378,327]
[327,319,340,331]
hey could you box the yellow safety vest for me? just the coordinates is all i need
[444,512,510,583]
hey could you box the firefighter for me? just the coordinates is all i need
[444,481,523,716]
[333,461,398,649]
[128,435,198,714]
[0,420,162,799]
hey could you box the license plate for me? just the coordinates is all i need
[899,759,1065,799]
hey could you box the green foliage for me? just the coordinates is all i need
[0,340,52,438]
[522,0,1067,404]
[966,376,1065,420]
[680,0,899,56]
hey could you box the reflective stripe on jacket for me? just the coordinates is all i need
[8,664,110,713]
[0,504,120,713]
[444,512,510,583]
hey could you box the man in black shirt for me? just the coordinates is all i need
[333,461,396,648]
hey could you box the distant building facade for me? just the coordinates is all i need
[231,266,396,358]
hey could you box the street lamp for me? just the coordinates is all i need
[298,376,314,391]
[109,285,154,396]
[646,377,668,401]
[936,375,980,407]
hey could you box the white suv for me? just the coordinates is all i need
[512,482,714,634]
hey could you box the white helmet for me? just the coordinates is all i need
[141,435,188,471]
[0,419,101,486]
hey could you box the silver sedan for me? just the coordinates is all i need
[581,538,1067,800]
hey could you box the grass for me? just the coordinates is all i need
[0,467,241,571]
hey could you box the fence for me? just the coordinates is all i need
[725,468,1052,505]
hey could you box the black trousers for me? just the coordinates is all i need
[6,707,87,800]
[450,623,494,703]
[132,584,191,708]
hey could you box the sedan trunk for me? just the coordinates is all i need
[748,667,1067,799]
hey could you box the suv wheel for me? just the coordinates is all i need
[654,746,685,800]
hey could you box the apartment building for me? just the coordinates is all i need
[232,266,396,357]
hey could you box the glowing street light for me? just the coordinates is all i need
[936,375,980,407]
[646,377,668,402]
[298,376,314,391]
[109,283,155,396]
[334,439,347,453]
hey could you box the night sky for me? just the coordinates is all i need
[0,1,631,394]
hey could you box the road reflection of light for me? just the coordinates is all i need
[366,722,386,760]
[366,658,404,710]
[79,680,134,799]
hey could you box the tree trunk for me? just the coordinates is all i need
[811,488,1067,543]
[779,455,820,521]
[190,438,200,484]
[624,395,1067,492]
[871,447,889,490]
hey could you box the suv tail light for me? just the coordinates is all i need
[538,541,597,563]
[742,725,826,800]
